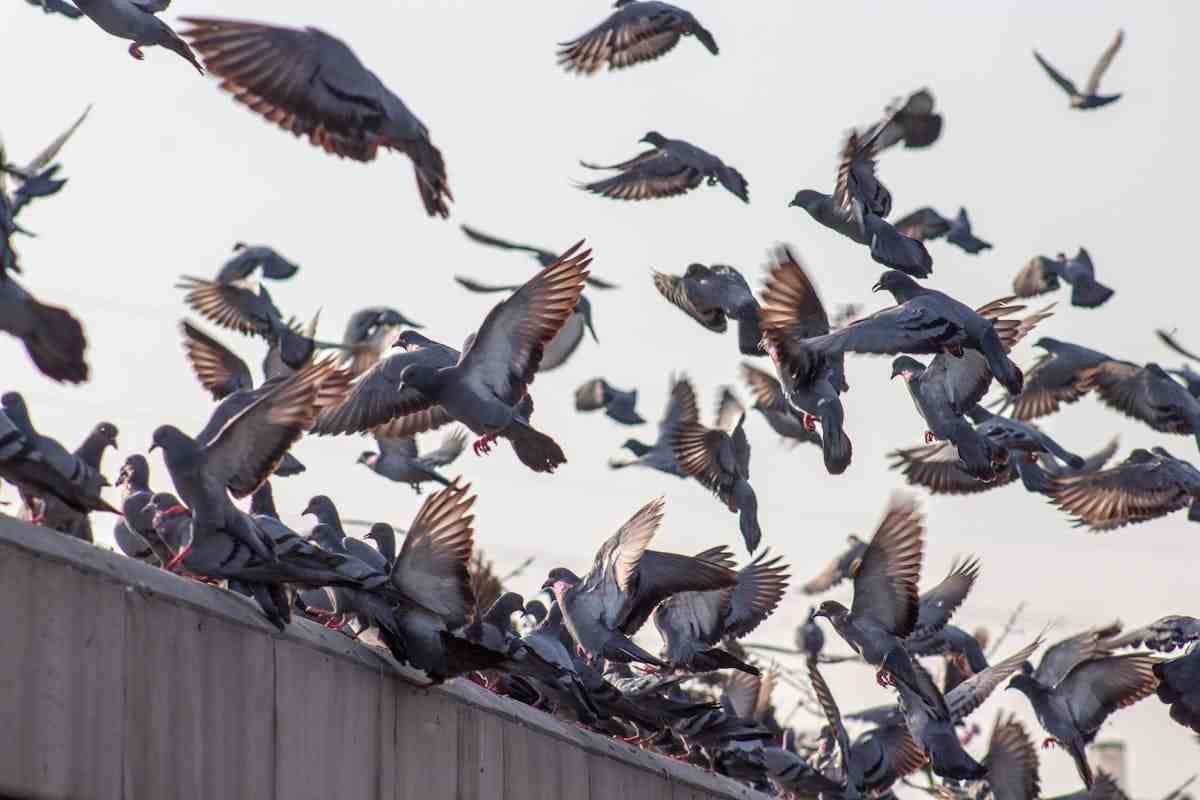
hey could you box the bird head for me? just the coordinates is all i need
[149,425,193,460]
[1006,672,1037,696]
[302,495,339,525]
[524,598,548,624]
[378,307,421,330]
[92,421,119,450]
[116,454,149,489]
[392,329,433,351]
[142,491,184,518]
[811,600,848,621]
[788,190,823,212]
[1032,337,1058,351]
[364,522,393,543]
[639,131,667,147]
[542,566,581,592]
[397,363,440,394]
[232,241,247,252]
[890,355,926,381]
[871,270,920,300]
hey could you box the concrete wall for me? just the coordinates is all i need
[0,516,767,800]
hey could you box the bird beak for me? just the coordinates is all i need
[148,442,159,453]
[871,281,883,293]
[787,198,799,208]
[808,608,818,622]
[584,317,599,344]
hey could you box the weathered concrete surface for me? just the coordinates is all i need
[0,516,769,800]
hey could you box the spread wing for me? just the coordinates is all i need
[557,6,691,74]
[851,494,924,637]
[671,421,731,491]
[724,549,789,639]
[889,442,1018,495]
[1005,352,1090,421]
[391,481,476,627]
[180,320,253,399]
[177,276,274,336]
[1034,627,1113,688]
[912,557,980,640]
[1085,30,1124,95]
[1078,361,1194,434]
[741,362,788,412]
[806,304,952,357]
[1033,51,1079,96]
[653,270,726,332]
[947,638,1041,721]
[894,207,950,241]
[1060,653,1159,734]
[1012,256,1060,298]
[1050,454,1196,532]
[983,714,1041,800]
[580,149,703,201]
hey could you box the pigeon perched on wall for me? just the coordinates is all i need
[580,133,747,203]
[72,0,203,73]
[558,1,717,74]
[1013,249,1114,308]
[1034,30,1124,110]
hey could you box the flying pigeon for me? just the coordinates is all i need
[862,88,943,151]
[1035,436,1121,478]
[888,440,1062,497]
[739,362,822,449]
[991,337,1114,421]
[460,225,618,289]
[180,17,452,217]
[72,0,203,73]
[1013,249,1114,308]
[579,133,747,203]
[0,274,88,383]
[653,263,762,356]
[894,207,992,254]
[357,427,467,493]
[1034,30,1124,110]
[1050,447,1200,531]
[800,534,867,595]
[313,243,590,472]
[574,379,645,425]
[967,405,1086,468]
[216,242,300,283]
[608,373,696,477]
[1077,361,1200,451]
[758,246,853,474]
[558,1,717,75]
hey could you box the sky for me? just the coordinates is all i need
[2,0,1198,794]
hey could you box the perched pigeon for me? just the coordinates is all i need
[1154,647,1200,734]
[579,133,747,203]
[811,493,950,718]
[180,17,452,217]
[357,427,467,493]
[796,610,826,660]
[1034,30,1124,110]
[807,271,1030,397]
[0,274,89,383]
[460,225,617,289]
[558,1,717,75]
[801,534,867,595]
[654,546,789,674]
[739,362,821,449]
[1101,616,1200,654]
[864,89,943,151]
[1077,361,1200,451]
[608,373,695,477]
[1013,249,1114,309]
[340,307,423,377]
[982,714,1042,800]
[113,454,175,566]
[71,0,203,72]
[758,247,853,474]
[653,263,762,357]
[894,207,992,254]
[1050,447,1200,531]
[668,378,762,552]
[991,338,1114,421]
[545,496,737,668]
[671,671,774,767]
[574,379,645,425]
[314,245,590,472]
[1007,631,1157,789]
[299,494,387,573]
[23,0,84,18]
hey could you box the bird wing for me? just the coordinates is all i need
[894,207,950,241]
[1050,452,1195,531]
[608,497,665,596]
[1012,256,1060,298]
[759,245,832,342]
[850,494,924,637]
[557,6,687,74]
[20,104,90,177]
[459,224,556,263]
[947,638,1041,722]
[801,537,863,594]
[659,373,701,434]
[834,115,894,219]
[390,481,476,628]
[1100,615,1200,653]
[670,420,731,492]
[721,671,762,719]
[932,350,995,415]
[176,276,274,336]
[911,557,980,640]
[806,303,950,357]
[373,429,419,459]
[581,150,702,200]
[653,269,726,332]
[454,276,522,294]
[416,427,468,469]
[1005,352,1088,421]
[180,320,253,399]
[714,387,744,433]
[807,659,857,777]
[889,441,1018,496]
[457,241,590,408]
[1156,330,1200,362]
[1033,51,1079,96]
[724,549,789,639]
[574,378,609,411]
[1085,30,1124,95]
[1078,361,1193,434]
[740,362,788,412]
[1060,653,1159,734]
[203,358,333,497]
[983,713,1042,800]
[1034,627,1112,688]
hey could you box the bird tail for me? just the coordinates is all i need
[163,29,205,75]
[23,298,88,384]
[610,635,667,669]
[691,23,719,55]
[1014,458,1056,495]
[1069,738,1094,789]
[928,732,988,781]
[1070,279,1114,309]
[249,582,290,631]
[979,332,1024,396]
[819,407,852,475]
[440,631,510,674]
[868,220,933,278]
[410,138,452,219]
[504,422,567,473]
[692,647,760,676]
[883,647,950,719]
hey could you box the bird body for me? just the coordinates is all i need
[581,133,747,203]
[358,428,466,492]
[1034,31,1124,110]
[558,2,718,75]
[74,0,203,73]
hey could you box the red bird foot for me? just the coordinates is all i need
[875,668,896,688]
[924,431,936,444]
[472,433,499,456]
[1042,738,1059,750]
[959,724,981,746]
[803,414,819,433]
[164,545,192,574]
[1026,453,1039,464]
[128,43,145,61]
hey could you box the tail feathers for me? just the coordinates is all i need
[1069,739,1094,789]
[410,138,452,219]
[1071,279,1114,308]
[691,23,719,55]
[566,674,603,722]
[607,634,667,669]
[981,337,1024,395]
[505,423,567,473]
[24,299,88,383]
[441,632,509,675]
[692,647,760,676]
[953,427,1001,482]
[250,582,290,631]
[869,221,933,278]
[820,413,852,475]
[928,735,988,781]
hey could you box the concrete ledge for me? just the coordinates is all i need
[0,516,767,800]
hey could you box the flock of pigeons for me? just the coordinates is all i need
[3,1,1199,798]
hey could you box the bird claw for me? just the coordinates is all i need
[923,431,936,444]
[164,546,191,574]
[472,433,499,456]
[875,668,896,688]
[803,414,819,433]
[1041,738,1058,750]
[128,43,144,61]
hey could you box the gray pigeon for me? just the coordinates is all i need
[739,362,822,448]
[800,534,867,595]
[758,246,853,474]
[1154,646,1200,734]
[113,454,174,566]
[544,496,738,668]
[460,225,618,289]
[1007,631,1157,789]
[894,207,992,254]
[217,242,300,283]
[574,378,645,425]
[180,17,451,217]
[558,1,717,74]
[0,274,88,383]
[340,307,422,377]
[888,440,1053,497]
[1078,361,1200,451]
[811,493,950,718]
[904,557,981,650]
[654,546,789,674]
[299,495,390,577]
[982,714,1042,800]
[180,319,255,400]
[1101,616,1200,654]
[72,0,203,72]
[991,337,1114,421]
[580,133,747,203]
[807,657,867,799]
[24,0,84,18]
[668,379,762,552]
[797,609,826,660]
[314,244,591,472]
[1013,249,1114,308]
[363,522,398,570]
[1050,447,1200,530]
[608,373,695,477]
[653,263,763,356]
[966,405,1086,468]
[863,88,943,151]
[762,746,844,798]
[357,427,466,493]
[1034,31,1124,110]
[26,420,119,541]
[808,271,1031,396]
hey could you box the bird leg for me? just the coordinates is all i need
[875,668,896,688]
[409,483,423,495]
[924,431,936,444]
[128,43,145,61]
[1026,453,1039,463]
[1041,737,1060,750]
[164,545,192,574]
[803,413,819,433]
[472,433,499,456]
[959,723,981,747]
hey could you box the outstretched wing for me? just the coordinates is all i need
[1085,30,1124,95]
[1033,51,1079,96]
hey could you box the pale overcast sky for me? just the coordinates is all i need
[2,0,1197,794]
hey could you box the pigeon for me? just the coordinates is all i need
[460,225,617,289]
[1077,361,1200,451]
[71,0,203,72]
[313,243,590,472]
[579,133,747,203]
[966,405,1086,468]
[557,1,717,74]
[762,746,844,798]
[213,242,298,284]
[26,420,119,540]
[806,271,1030,396]
[1036,436,1121,478]
[1034,30,1124,110]
[863,88,943,151]
[1007,632,1157,789]
[1101,616,1200,654]
[608,373,696,477]
[357,427,467,493]
[453,275,598,372]
[982,714,1042,800]
[668,378,762,552]
[991,338,1114,421]
[1154,646,1200,734]
[671,672,774,767]
[1049,447,1200,531]
[574,379,645,425]
[894,207,992,254]
[739,362,822,448]
[797,610,826,660]
[811,493,950,718]
[180,17,452,217]
[758,246,853,474]
[340,307,422,376]
[801,534,867,595]
[544,496,738,668]
[904,557,981,650]
[888,441,1056,497]
[0,274,89,383]
[180,320,255,400]
[362,522,398,571]
[298,494,387,573]
[654,546,789,674]
[809,656,897,800]
[1013,249,1114,309]
[23,0,84,18]
[653,263,763,356]
[113,453,176,566]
